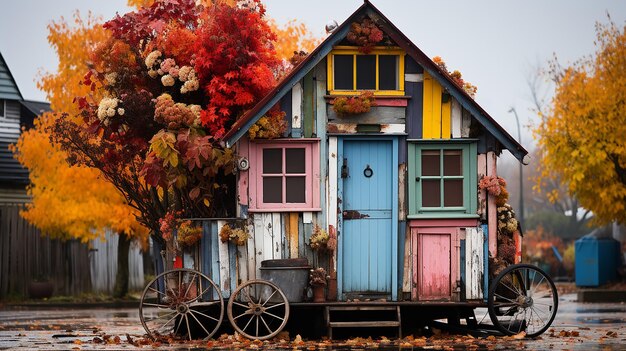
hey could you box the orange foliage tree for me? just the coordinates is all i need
[13,12,149,297]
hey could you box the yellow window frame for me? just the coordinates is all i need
[327,46,405,96]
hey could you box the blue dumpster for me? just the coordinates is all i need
[575,235,620,287]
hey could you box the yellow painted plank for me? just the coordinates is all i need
[422,72,433,139]
[441,100,451,139]
[289,212,299,258]
[432,78,442,139]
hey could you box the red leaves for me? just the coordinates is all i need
[103,0,198,46]
[194,0,279,133]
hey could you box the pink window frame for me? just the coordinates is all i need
[249,139,321,212]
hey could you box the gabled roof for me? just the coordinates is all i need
[0,52,23,101]
[20,100,51,116]
[223,0,527,162]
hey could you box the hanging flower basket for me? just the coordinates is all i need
[332,91,376,116]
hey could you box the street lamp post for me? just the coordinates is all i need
[508,107,524,229]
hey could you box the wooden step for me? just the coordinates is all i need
[329,321,400,328]
[325,305,402,339]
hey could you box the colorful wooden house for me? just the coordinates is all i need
[210,0,527,303]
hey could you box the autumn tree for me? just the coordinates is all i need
[45,0,290,271]
[534,18,626,225]
[12,13,149,297]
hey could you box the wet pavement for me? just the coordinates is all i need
[0,293,625,350]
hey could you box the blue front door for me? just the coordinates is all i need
[341,139,394,297]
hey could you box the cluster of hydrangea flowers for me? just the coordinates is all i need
[154,93,201,130]
[96,97,125,126]
[144,50,199,94]
[497,204,519,235]
[104,72,118,86]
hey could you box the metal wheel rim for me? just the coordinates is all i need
[139,268,224,340]
[227,279,290,340]
[488,263,558,337]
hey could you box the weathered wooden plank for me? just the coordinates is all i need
[288,213,299,258]
[327,106,406,124]
[477,154,487,221]
[441,100,451,139]
[487,152,497,257]
[451,99,462,138]
[422,74,433,139]
[237,137,250,206]
[298,215,306,258]
[302,72,314,138]
[217,220,231,297]
[210,221,221,288]
[461,107,471,138]
[291,82,303,137]
[465,227,484,300]
[253,215,265,278]
[316,79,328,229]
[246,217,257,281]
[272,213,283,259]
[261,213,274,262]
[228,239,237,296]
[398,163,407,221]
[406,82,423,139]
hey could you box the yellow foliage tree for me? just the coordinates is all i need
[534,18,626,225]
[13,12,148,297]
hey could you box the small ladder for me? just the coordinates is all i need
[325,305,402,339]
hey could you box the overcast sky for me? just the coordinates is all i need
[1,0,625,154]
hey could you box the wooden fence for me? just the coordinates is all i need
[0,204,92,299]
[90,229,145,293]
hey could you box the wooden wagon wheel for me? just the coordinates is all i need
[227,279,290,340]
[488,264,558,337]
[139,268,224,340]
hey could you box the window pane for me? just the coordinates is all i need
[378,55,398,90]
[263,177,282,203]
[334,55,354,90]
[422,180,440,207]
[444,179,463,207]
[421,150,440,176]
[286,176,306,203]
[263,148,282,174]
[356,55,376,90]
[443,150,462,176]
[285,148,305,174]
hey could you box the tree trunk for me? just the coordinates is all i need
[113,233,131,298]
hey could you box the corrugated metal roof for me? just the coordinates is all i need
[0,52,23,101]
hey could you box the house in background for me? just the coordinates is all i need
[0,51,144,298]
[193,1,527,303]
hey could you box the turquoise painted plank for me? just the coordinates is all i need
[229,242,237,294]
[201,221,211,277]
[342,140,393,294]
[391,137,399,301]
[210,221,220,288]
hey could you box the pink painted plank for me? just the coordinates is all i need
[374,99,408,107]
[237,137,250,206]
[477,154,487,220]
[419,233,451,299]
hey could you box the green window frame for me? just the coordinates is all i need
[408,141,478,218]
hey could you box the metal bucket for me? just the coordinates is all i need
[260,258,310,302]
